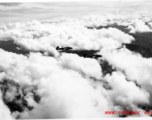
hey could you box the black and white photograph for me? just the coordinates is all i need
[0,0,152,119]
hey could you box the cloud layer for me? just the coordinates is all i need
[0,10,152,119]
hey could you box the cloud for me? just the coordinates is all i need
[0,3,21,6]
[0,94,14,120]
[60,53,102,79]
[0,10,152,119]
[0,0,152,24]
[104,72,150,108]
[0,19,134,52]
[128,19,152,33]
[0,48,115,118]
[99,47,152,105]
[0,0,140,2]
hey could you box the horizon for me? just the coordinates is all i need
[0,0,151,24]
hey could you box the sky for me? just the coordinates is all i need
[0,0,146,2]
[0,0,151,24]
